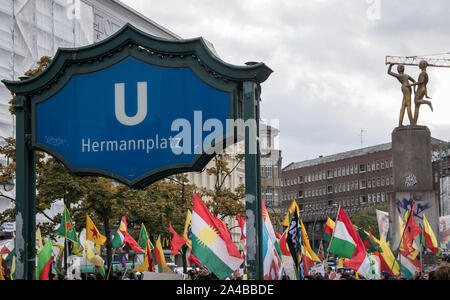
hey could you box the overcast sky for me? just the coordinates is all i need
[122,0,450,167]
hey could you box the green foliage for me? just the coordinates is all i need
[350,203,388,240]
[198,153,245,221]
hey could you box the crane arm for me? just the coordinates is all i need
[386,55,450,68]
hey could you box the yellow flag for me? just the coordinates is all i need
[282,200,300,227]
[94,244,102,256]
[85,240,104,267]
[300,220,321,262]
[86,215,107,245]
[155,236,168,272]
[372,235,400,275]
[183,211,193,248]
[36,227,44,255]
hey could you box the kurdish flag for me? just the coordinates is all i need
[55,206,80,244]
[36,239,53,280]
[420,215,442,256]
[192,192,243,280]
[329,207,376,279]
[322,217,335,243]
[398,253,421,280]
[111,217,144,253]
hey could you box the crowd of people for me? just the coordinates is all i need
[11,253,449,280]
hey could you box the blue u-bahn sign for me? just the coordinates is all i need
[4,24,272,188]
[2,23,272,280]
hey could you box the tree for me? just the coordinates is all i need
[350,203,388,240]
[199,152,246,221]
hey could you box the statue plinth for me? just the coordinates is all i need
[389,125,440,252]
[392,125,433,192]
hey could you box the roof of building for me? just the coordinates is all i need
[283,137,445,172]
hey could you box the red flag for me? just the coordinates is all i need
[188,253,202,267]
[279,229,291,256]
[169,222,186,256]
[401,202,422,257]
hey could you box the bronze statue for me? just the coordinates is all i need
[388,64,415,126]
[408,60,433,125]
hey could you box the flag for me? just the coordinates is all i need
[153,236,168,273]
[376,209,390,243]
[400,202,422,258]
[356,226,382,253]
[36,227,45,254]
[183,211,193,248]
[371,234,400,276]
[169,221,187,256]
[0,250,5,280]
[86,215,107,245]
[282,200,300,227]
[329,207,374,279]
[420,215,442,256]
[85,240,105,268]
[55,206,80,244]
[286,207,304,280]
[53,243,65,278]
[398,216,419,261]
[118,248,128,270]
[300,220,321,262]
[279,229,290,256]
[135,225,155,273]
[189,253,202,267]
[236,214,246,257]
[398,253,421,280]
[262,201,283,280]
[4,248,15,279]
[111,216,144,253]
[36,238,53,280]
[322,217,335,243]
[192,192,243,280]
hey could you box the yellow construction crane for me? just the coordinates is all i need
[386,52,450,68]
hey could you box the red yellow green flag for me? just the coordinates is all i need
[322,218,335,242]
[420,215,442,256]
[153,236,168,273]
[36,239,53,280]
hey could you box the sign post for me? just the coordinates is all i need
[2,24,272,280]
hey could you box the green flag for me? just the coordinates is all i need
[355,226,382,253]
[55,206,80,244]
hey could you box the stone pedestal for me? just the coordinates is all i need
[389,126,440,252]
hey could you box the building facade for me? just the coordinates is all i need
[282,138,445,249]
[260,122,283,233]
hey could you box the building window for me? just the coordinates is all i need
[381,192,385,202]
[360,195,367,203]
[267,166,273,178]
[360,180,366,189]
[298,190,303,198]
[372,161,375,171]
[367,163,371,172]
[328,186,333,194]
[386,176,390,186]
[381,176,385,186]
[381,160,385,169]
[376,161,380,170]
[390,160,393,168]
[377,193,381,202]
[368,194,372,202]
[334,169,337,177]
[274,165,279,178]
[327,170,333,178]
[266,188,273,203]
[368,180,372,188]
[386,160,390,169]
[298,176,303,184]
[274,189,279,206]
[359,164,366,173]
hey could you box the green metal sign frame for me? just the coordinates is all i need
[2,23,272,280]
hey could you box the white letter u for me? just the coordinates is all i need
[115,82,148,126]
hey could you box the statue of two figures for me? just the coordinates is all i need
[388,61,433,127]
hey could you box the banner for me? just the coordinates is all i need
[440,215,450,250]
